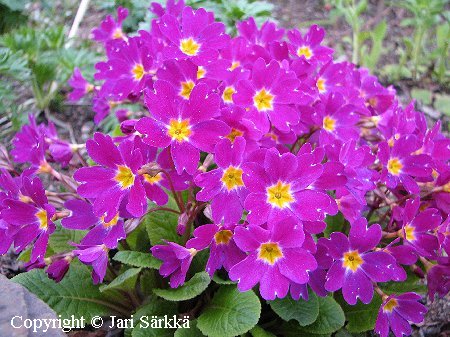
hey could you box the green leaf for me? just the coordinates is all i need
[12,264,113,321]
[335,293,382,333]
[153,272,211,301]
[114,251,161,269]
[250,325,277,337]
[175,320,205,337]
[335,329,365,337]
[380,268,426,294]
[324,212,346,237]
[280,322,331,337]
[17,247,32,262]
[100,268,142,293]
[197,286,261,337]
[48,223,86,253]
[299,296,345,334]
[435,94,450,116]
[131,298,177,337]
[126,223,151,252]
[144,196,182,245]
[140,269,160,297]
[269,290,319,326]
[411,88,432,105]
[362,20,387,70]
[189,248,209,274]
[0,48,29,77]
[212,274,235,285]
[0,0,29,11]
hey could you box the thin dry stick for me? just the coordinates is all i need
[66,0,91,48]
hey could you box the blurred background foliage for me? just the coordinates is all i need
[0,0,448,139]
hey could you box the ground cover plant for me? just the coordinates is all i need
[0,0,449,336]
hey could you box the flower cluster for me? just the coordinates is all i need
[1,2,449,337]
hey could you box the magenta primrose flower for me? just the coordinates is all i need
[375,293,427,337]
[91,6,128,43]
[61,199,126,249]
[156,59,199,100]
[237,17,284,47]
[322,219,405,305]
[233,57,306,133]
[159,6,230,65]
[0,219,12,255]
[186,223,245,277]
[427,258,450,300]
[229,217,317,300]
[135,81,230,174]
[150,0,185,18]
[95,36,154,100]
[243,147,338,227]
[379,134,433,194]
[312,61,348,96]
[397,198,441,258]
[73,243,110,284]
[12,114,73,168]
[311,92,360,146]
[1,176,55,262]
[46,256,73,283]
[151,241,196,288]
[68,67,93,102]
[287,25,333,64]
[74,133,147,221]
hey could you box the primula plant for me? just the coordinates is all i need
[2,1,449,336]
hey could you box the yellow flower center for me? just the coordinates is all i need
[214,230,233,245]
[387,158,403,176]
[388,133,400,148]
[367,97,378,108]
[370,116,380,126]
[258,242,283,265]
[403,224,415,241]
[253,88,274,112]
[227,128,244,142]
[267,181,294,208]
[143,173,163,185]
[101,213,119,228]
[36,209,48,230]
[180,38,200,56]
[265,133,278,141]
[297,46,312,59]
[112,28,124,39]
[342,250,364,272]
[115,165,135,189]
[221,166,244,190]
[132,64,145,81]
[383,298,398,313]
[443,182,450,193]
[222,86,235,103]
[19,194,33,203]
[323,115,336,132]
[229,61,240,71]
[167,119,191,142]
[180,81,195,99]
[197,66,206,79]
[316,78,326,93]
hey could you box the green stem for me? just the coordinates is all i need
[352,27,360,65]
[412,27,425,80]
[162,169,184,212]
